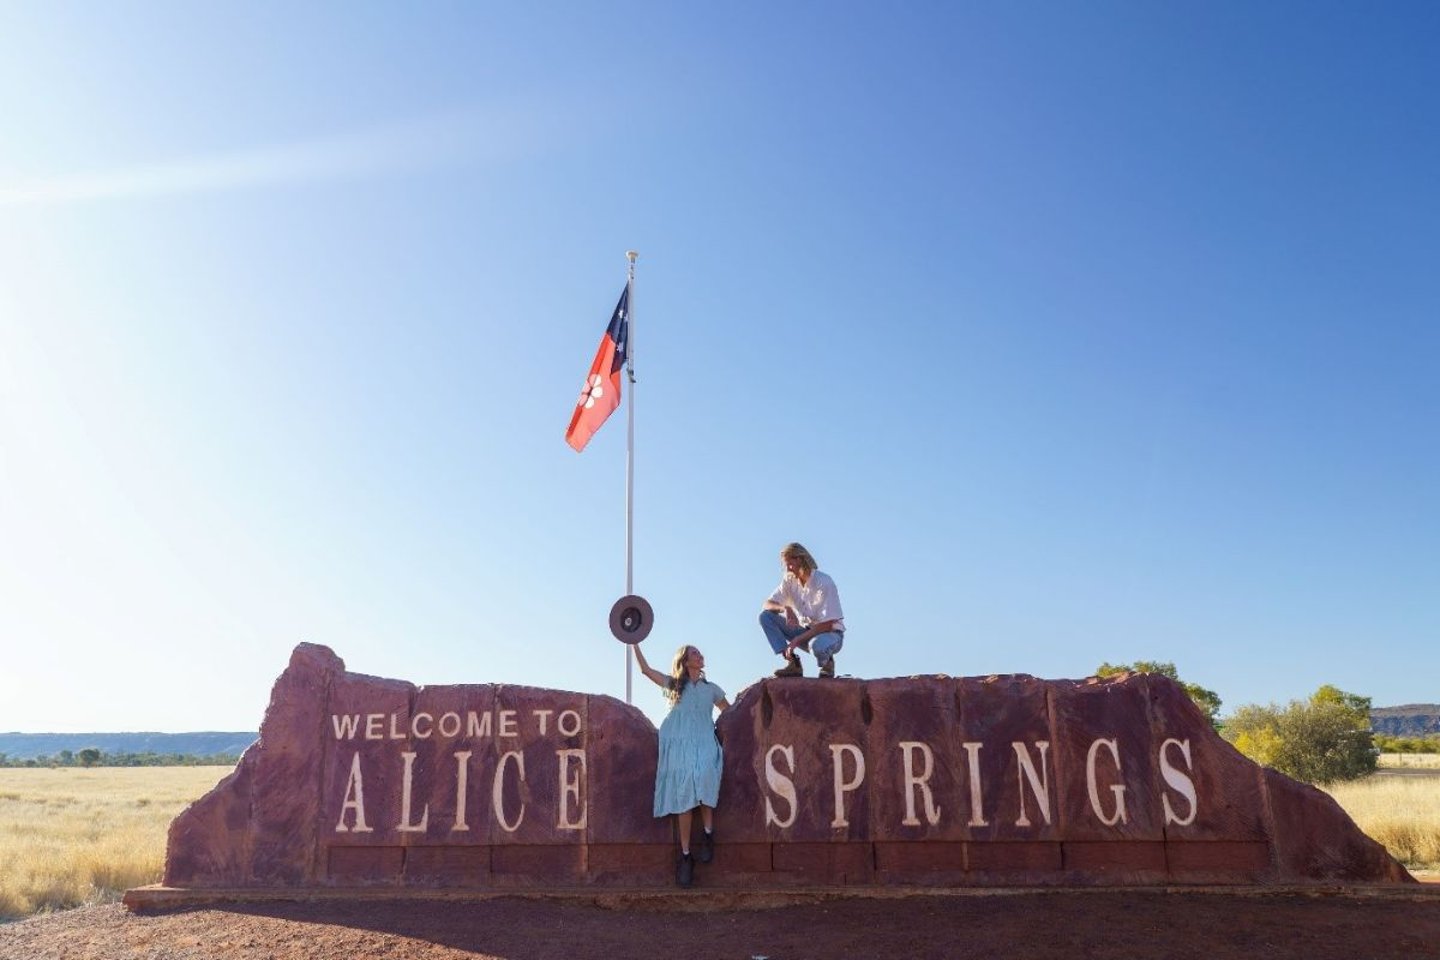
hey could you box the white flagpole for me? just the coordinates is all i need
[624,250,638,705]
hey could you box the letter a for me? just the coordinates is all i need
[335,752,374,833]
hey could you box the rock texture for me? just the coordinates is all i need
[161,644,1413,891]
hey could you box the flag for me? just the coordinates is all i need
[564,287,629,452]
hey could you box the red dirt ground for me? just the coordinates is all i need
[3,889,1439,960]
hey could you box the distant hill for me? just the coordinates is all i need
[2,708,1433,757]
[0,731,257,761]
[1370,705,1440,737]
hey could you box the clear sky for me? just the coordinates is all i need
[1,2,1436,734]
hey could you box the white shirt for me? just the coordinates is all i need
[768,570,845,632]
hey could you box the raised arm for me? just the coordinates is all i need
[630,643,671,690]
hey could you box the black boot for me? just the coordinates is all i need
[698,828,714,864]
[676,851,695,888]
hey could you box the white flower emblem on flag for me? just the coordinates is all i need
[564,283,628,453]
[577,374,604,410]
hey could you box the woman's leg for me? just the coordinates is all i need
[677,808,694,855]
[675,807,697,886]
[698,804,715,862]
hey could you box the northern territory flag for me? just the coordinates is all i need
[564,287,629,452]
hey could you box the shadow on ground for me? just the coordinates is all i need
[120,891,1440,960]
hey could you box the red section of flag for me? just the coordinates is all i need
[566,287,629,452]
[565,330,622,452]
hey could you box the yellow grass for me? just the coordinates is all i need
[1378,752,1440,770]
[0,766,230,921]
[1325,774,1440,870]
[0,765,1433,921]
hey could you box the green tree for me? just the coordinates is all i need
[1223,684,1377,784]
[1311,684,1371,717]
[1095,660,1223,726]
[1226,703,1285,766]
[77,748,102,767]
[1375,734,1440,754]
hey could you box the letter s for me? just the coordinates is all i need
[765,744,797,828]
[1159,738,1197,826]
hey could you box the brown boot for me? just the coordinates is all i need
[773,655,803,678]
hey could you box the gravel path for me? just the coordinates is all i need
[3,890,1440,960]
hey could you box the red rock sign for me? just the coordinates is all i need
[163,644,1412,890]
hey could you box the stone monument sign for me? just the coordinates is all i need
[159,643,1412,891]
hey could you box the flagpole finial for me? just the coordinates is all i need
[626,250,639,263]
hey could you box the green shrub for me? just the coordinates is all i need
[1224,685,1377,784]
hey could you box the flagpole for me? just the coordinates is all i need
[624,250,638,705]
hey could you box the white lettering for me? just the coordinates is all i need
[467,711,492,738]
[1013,741,1052,827]
[1160,738,1198,826]
[438,712,462,739]
[411,712,433,739]
[1085,738,1128,826]
[493,749,526,832]
[828,743,865,828]
[334,752,373,833]
[452,751,472,831]
[499,710,518,738]
[962,742,988,827]
[396,751,429,832]
[558,710,582,737]
[557,749,587,830]
[534,709,554,735]
[899,741,941,827]
[365,713,384,740]
[764,744,798,828]
[331,714,361,740]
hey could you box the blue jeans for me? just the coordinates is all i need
[759,609,844,665]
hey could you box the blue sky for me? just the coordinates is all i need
[1,2,1435,733]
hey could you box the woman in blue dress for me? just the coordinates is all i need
[632,641,730,887]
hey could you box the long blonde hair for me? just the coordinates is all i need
[666,644,702,706]
[781,542,817,576]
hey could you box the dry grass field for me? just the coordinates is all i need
[1324,774,1440,871]
[0,766,230,921]
[1378,751,1440,769]
[0,765,1435,924]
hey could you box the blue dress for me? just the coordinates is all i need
[653,677,725,817]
